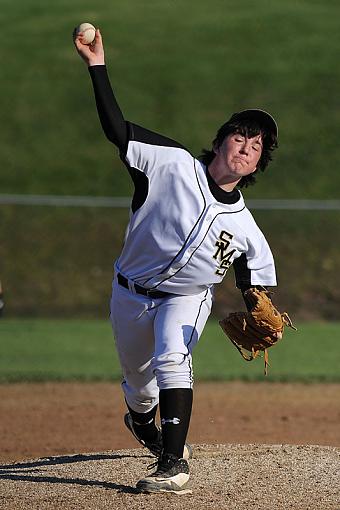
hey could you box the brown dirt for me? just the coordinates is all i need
[0,381,339,464]
[1,444,339,510]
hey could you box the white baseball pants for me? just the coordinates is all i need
[110,276,213,413]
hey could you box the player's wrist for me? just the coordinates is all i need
[88,59,105,67]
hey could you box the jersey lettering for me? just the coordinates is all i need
[213,230,236,276]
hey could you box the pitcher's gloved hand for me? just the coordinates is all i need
[219,288,296,375]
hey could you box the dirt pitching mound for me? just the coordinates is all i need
[0,444,339,510]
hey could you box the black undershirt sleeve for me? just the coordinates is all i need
[88,65,128,153]
[233,254,268,310]
[87,64,184,213]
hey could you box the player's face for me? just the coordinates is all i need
[217,133,263,178]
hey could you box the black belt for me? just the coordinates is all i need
[117,273,171,298]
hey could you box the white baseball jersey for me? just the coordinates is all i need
[115,123,276,295]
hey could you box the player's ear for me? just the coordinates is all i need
[212,142,220,154]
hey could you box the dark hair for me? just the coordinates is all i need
[199,116,278,188]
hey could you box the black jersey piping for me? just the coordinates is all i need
[182,289,209,387]
[186,289,209,352]
[148,209,245,287]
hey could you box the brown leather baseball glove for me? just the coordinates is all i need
[219,288,296,375]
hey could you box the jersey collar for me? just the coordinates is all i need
[205,167,241,205]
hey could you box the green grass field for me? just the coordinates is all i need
[1,0,340,198]
[1,319,339,383]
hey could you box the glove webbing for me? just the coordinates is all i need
[228,316,281,376]
[230,337,269,375]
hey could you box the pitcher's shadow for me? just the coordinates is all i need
[0,452,149,494]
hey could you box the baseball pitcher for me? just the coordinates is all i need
[74,28,288,494]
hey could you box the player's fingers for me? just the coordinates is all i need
[72,27,88,47]
[72,27,83,42]
[73,37,81,50]
[73,30,83,47]
[73,35,89,54]
[93,29,104,50]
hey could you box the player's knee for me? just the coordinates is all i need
[122,380,159,413]
[153,353,193,389]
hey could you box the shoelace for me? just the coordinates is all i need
[147,454,179,475]
[149,456,171,473]
[147,458,159,471]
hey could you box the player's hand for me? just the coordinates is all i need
[73,28,105,67]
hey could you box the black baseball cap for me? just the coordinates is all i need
[228,109,278,138]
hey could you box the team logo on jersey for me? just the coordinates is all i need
[213,230,236,276]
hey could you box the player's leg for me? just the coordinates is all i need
[136,288,212,493]
[110,279,160,449]
[154,288,212,455]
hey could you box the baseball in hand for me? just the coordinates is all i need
[76,22,96,45]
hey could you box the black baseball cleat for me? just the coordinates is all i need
[124,412,193,460]
[124,412,163,457]
[136,453,191,494]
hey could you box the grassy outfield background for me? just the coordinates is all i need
[0,319,339,383]
[1,0,340,320]
[2,0,340,197]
